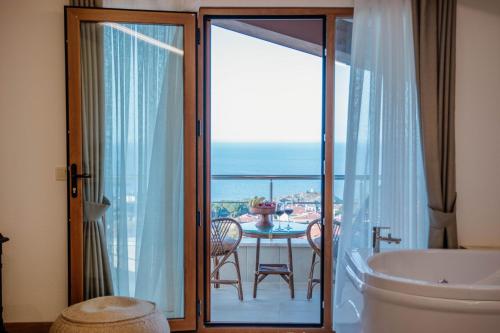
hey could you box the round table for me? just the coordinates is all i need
[241,221,308,299]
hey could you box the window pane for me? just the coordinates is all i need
[209,18,324,325]
[80,22,185,318]
[332,16,352,325]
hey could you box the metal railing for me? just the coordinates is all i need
[210,174,350,220]
[212,174,346,203]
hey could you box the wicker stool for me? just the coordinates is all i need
[50,296,170,333]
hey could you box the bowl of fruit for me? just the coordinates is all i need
[249,197,276,227]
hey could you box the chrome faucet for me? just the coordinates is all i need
[372,226,401,253]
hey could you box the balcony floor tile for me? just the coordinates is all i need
[210,282,322,324]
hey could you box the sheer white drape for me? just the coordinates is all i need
[333,0,428,331]
[134,29,184,318]
[103,24,185,318]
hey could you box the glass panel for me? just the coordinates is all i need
[333,17,352,227]
[332,16,353,329]
[80,22,185,318]
[209,18,324,325]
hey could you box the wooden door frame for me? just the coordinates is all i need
[65,7,197,331]
[196,7,353,333]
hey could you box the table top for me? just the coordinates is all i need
[241,221,307,239]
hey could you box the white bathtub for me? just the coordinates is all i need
[344,249,500,333]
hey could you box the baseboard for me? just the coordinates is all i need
[5,322,52,333]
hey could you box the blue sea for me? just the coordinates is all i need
[211,142,346,202]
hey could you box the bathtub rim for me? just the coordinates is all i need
[362,249,500,302]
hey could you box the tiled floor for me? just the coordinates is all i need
[210,282,321,324]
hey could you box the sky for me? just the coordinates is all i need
[210,24,350,144]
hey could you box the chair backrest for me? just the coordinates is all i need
[210,217,242,257]
[306,219,322,256]
[306,219,342,257]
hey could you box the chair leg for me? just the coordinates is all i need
[234,251,243,301]
[287,238,295,299]
[214,256,220,288]
[307,252,317,300]
[253,238,261,298]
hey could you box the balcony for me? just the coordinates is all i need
[209,174,344,323]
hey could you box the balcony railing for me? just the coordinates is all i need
[212,174,346,203]
[211,174,350,221]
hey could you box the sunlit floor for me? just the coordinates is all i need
[210,282,321,324]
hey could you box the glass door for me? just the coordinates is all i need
[202,12,326,327]
[198,8,354,332]
[66,8,196,331]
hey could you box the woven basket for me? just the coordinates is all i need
[50,296,170,333]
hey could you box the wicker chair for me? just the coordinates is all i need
[210,217,243,300]
[306,219,341,300]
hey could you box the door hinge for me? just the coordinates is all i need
[196,299,201,317]
[196,210,201,227]
[196,119,201,137]
[196,28,201,45]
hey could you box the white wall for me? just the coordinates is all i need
[0,0,69,322]
[0,0,499,324]
[456,0,500,247]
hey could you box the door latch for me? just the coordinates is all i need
[70,163,91,198]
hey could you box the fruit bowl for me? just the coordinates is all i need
[249,205,276,216]
[248,197,277,227]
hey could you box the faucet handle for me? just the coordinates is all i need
[373,226,390,232]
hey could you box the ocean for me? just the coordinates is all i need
[211,142,346,202]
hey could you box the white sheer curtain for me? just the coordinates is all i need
[134,30,184,317]
[103,23,185,318]
[333,0,428,331]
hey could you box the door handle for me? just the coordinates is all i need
[70,163,91,198]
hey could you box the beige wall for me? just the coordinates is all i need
[0,0,70,323]
[456,0,500,247]
[0,0,499,324]
[101,0,354,11]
